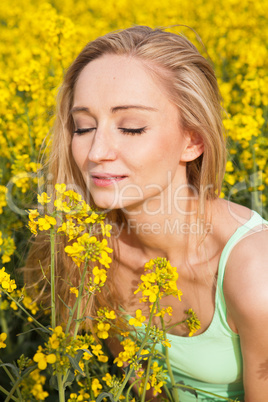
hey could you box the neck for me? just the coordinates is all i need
[116,195,211,262]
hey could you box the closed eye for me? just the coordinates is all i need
[119,126,147,135]
[74,128,96,135]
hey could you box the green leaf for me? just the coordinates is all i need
[0,363,20,377]
[67,350,85,376]
[64,371,75,388]
[96,392,115,402]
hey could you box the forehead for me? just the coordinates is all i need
[73,54,171,109]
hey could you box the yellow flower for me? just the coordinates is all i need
[26,369,49,400]
[37,215,57,231]
[0,332,7,348]
[93,266,107,285]
[114,338,139,367]
[64,190,82,202]
[28,220,38,235]
[225,160,234,172]
[82,351,92,361]
[64,234,112,268]
[23,295,39,315]
[224,173,236,186]
[54,199,71,212]
[37,192,51,205]
[155,306,173,317]
[55,183,66,193]
[58,220,84,240]
[68,393,78,401]
[186,308,201,337]
[64,243,85,266]
[96,322,110,339]
[46,354,57,364]
[0,237,16,263]
[98,354,108,362]
[0,267,17,292]
[161,338,171,348]
[139,378,151,394]
[105,310,116,319]
[129,309,146,327]
[54,325,64,336]
[33,351,48,370]
[10,301,18,310]
[100,222,112,237]
[33,349,56,370]
[70,287,79,297]
[91,343,108,362]
[135,258,182,303]
[102,373,112,386]
[48,325,65,349]
[91,378,102,397]
[28,209,40,221]
[85,211,99,224]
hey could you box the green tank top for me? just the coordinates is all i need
[135,211,267,401]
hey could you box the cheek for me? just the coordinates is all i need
[71,137,88,169]
[153,136,182,167]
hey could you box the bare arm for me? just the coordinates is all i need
[224,226,268,402]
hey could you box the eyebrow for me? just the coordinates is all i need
[70,105,158,114]
[111,105,158,113]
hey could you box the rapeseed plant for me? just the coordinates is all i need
[0,0,267,274]
[0,186,203,401]
[1,1,265,400]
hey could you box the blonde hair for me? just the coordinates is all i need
[24,26,226,325]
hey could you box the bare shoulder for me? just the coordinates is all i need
[223,210,268,321]
[211,198,254,231]
[220,209,268,400]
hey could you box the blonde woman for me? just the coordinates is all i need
[26,26,268,401]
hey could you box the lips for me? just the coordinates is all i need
[90,173,127,187]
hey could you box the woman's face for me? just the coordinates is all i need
[71,54,192,215]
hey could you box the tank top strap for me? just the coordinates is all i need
[216,211,267,326]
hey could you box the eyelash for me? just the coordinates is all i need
[74,128,96,135]
[119,127,147,135]
[74,127,147,136]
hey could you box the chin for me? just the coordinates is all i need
[91,196,117,212]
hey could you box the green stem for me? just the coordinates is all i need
[0,311,11,353]
[50,228,56,329]
[114,301,157,402]
[0,356,23,399]
[1,364,15,386]
[125,379,140,402]
[4,377,23,402]
[73,261,89,338]
[163,343,179,402]
[140,353,154,402]
[165,319,187,332]
[57,374,65,402]
[81,289,94,319]
[2,291,48,332]
[175,383,239,401]
[113,364,135,401]
[0,385,19,402]
[0,358,25,401]
[62,261,90,386]
[162,384,173,401]
[157,301,179,402]
[65,295,79,335]
[251,146,263,216]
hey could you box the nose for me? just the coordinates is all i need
[87,128,117,163]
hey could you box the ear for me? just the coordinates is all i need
[180,132,204,162]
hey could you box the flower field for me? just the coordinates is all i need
[1,0,268,266]
[0,0,268,400]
